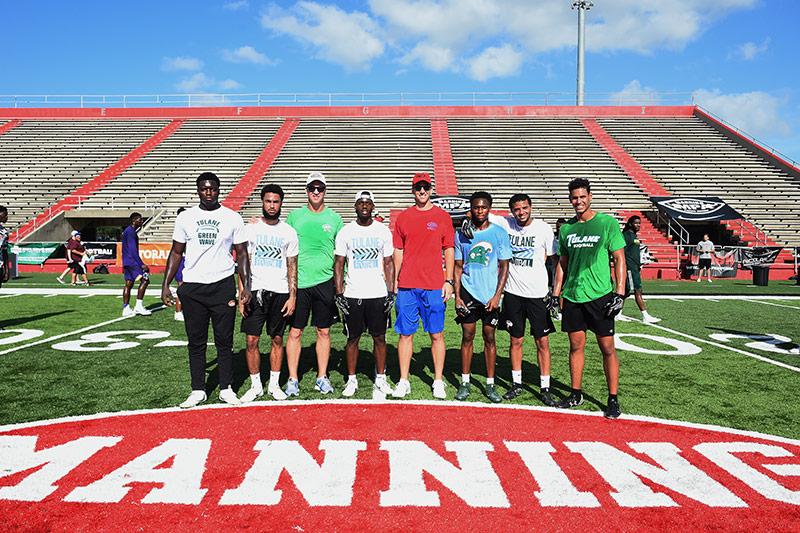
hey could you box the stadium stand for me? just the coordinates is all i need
[597,116,800,247]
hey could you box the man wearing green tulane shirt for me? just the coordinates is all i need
[552,178,626,419]
[284,171,343,396]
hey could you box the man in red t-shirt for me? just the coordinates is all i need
[391,172,455,399]
[66,232,89,285]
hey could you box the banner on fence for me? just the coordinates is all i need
[738,247,783,270]
[650,196,742,221]
[9,242,61,265]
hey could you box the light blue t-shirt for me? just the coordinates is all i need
[455,223,512,304]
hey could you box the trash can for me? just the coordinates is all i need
[752,266,769,286]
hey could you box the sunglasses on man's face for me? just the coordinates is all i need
[413,183,431,192]
[306,184,326,193]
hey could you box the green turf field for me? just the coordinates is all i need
[1,273,798,439]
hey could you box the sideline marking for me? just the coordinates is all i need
[2,400,799,446]
[743,299,800,310]
[620,315,800,373]
[0,305,167,356]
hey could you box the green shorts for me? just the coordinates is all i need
[625,269,642,295]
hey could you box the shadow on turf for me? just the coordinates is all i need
[0,310,73,329]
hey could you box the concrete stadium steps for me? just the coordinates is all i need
[0,119,169,231]
[617,209,681,280]
[238,118,434,223]
[77,119,283,241]
[446,117,652,224]
[597,116,800,247]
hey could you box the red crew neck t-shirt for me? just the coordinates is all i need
[393,205,455,290]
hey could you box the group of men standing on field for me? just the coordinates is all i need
[155,170,652,420]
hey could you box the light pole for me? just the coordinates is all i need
[573,1,593,106]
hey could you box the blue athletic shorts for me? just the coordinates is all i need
[394,288,446,335]
[123,265,145,283]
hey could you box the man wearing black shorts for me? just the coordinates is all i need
[333,190,395,398]
[238,184,298,402]
[453,191,511,403]
[622,215,660,323]
[0,206,9,288]
[161,172,252,408]
[552,178,626,419]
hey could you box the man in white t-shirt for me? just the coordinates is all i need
[696,234,715,282]
[161,172,252,409]
[472,193,558,405]
[238,184,298,403]
[333,190,395,398]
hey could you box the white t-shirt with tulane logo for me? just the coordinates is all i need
[245,219,299,293]
[334,220,393,299]
[489,213,556,299]
[172,205,246,284]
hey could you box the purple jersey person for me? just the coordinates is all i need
[121,212,151,317]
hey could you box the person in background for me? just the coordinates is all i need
[121,212,151,317]
[622,216,660,323]
[56,231,78,284]
[696,234,715,283]
[0,206,9,287]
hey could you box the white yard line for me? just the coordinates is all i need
[668,298,684,303]
[743,299,800,310]
[0,305,167,356]
[0,293,20,299]
[621,316,800,373]
[646,295,800,300]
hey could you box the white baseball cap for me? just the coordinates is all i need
[306,171,327,186]
[354,190,375,203]
[70,230,80,237]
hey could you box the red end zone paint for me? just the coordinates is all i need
[1,402,798,531]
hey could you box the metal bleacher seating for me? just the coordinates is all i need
[447,117,652,224]
[0,119,168,230]
[238,118,434,225]
[79,119,283,241]
[598,116,800,246]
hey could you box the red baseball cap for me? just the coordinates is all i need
[412,172,431,186]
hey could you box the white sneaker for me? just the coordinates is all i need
[174,311,184,322]
[643,314,661,324]
[342,378,358,397]
[219,387,242,405]
[708,279,712,283]
[392,379,411,398]
[374,377,393,395]
[179,390,207,408]
[134,305,152,316]
[239,386,263,403]
[269,383,288,400]
[122,305,135,318]
[697,279,701,283]
[432,380,447,400]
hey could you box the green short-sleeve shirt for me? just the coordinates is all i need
[623,229,641,271]
[558,212,625,303]
[286,206,343,289]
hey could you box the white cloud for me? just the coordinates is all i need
[736,38,770,60]
[175,73,242,92]
[261,2,384,71]
[693,89,791,138]
[609,80,662,105]
[223,1,249,11]
[466,44,523,82]
[223,45,277,65]
[162,56,203,72]
[401,43,456,72]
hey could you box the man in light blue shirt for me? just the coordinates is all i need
[453,191,511,403]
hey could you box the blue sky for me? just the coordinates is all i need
[2,0,799,161]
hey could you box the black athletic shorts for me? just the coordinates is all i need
[241,290,291,338]
[501,292,555,339]
[698,257,712,269]
[291,278,336,329]
[344,296,388,340]
[561,292,616,337]
[70,261,85,275]
[455,286,500,327]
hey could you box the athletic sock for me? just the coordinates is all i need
[486,377,495,385]
[511,370,522,384]
[269,371,280,386]
[250,373,263,390]
[375,373,386,381]
[135,298,145,309]
[348,374,357,383]
[540,375,550,390]
[461,374,470,384]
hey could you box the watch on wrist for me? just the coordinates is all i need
[445,279,455,286]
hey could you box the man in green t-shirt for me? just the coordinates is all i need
[552,178,626,419]
[284,171,343,396]
[622,215,660,324]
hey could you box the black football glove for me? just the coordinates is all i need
[460,217,475,240]
[543,291,561,319]
[455,299,477,319]
[603,292,625,319]
[383,292,396,315]
[334,294,350,319]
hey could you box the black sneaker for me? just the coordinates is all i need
[502,383,525,400]
[557,391,583,409]
[604,396,621,419]
[540,387,557,407]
